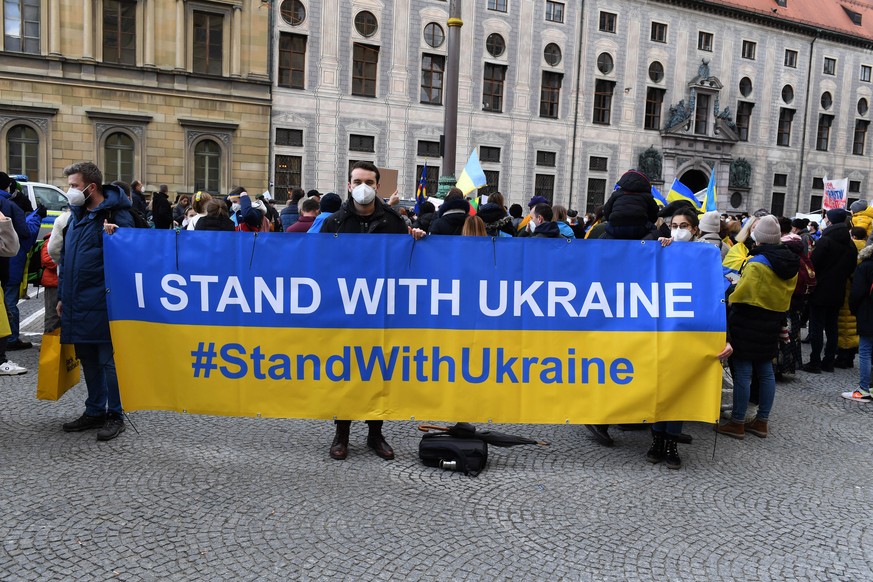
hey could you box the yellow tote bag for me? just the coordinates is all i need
[36,329,81,400]
[0,296,9,338]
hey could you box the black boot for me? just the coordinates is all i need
[646,432,666,464]
[329,422,350,460]
[664,437,681,470]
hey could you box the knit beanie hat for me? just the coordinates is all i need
[850,199,868,213]
[698,211,721,234]
[319,192,342,213]
[753,215,782,245]
[826,208,849,225]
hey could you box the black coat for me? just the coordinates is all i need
[849,246,873,336]
[810,222,858,307]
[151,192,173,229]
[194,215,236,232]
[428,198,470,236]
[477,203,514,237]
[321,197,408,234]
[531,221,561,238]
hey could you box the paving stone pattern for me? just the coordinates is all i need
[1,293,872,580]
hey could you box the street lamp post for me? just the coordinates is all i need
[437,0,462,197]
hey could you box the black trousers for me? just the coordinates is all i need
[808,304,841,366]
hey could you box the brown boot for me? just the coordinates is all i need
[715,419,745,440]
[744,417,768,438]
[329,422,351,460]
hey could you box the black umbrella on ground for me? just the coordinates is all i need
[418,423,549,447]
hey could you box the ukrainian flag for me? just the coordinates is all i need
[703,168,717,212]
[455,149,488,196]
[651,185,668,207]
[666,178,701,209]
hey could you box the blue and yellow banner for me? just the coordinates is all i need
[104,231,726,424]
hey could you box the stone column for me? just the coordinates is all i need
[175,0,186,70]
[144,0,155,66]
[49,0,60,55]
[231,5,241,77]
[82,0,94,60]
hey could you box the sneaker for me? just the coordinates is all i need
[63,413,107,432]
[96,415,126,441]
[0,360,27,375]
[841,389,873,402]
[5,339,32,351]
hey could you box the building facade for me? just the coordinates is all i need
[0,0,271,197]
[271,0,873,215]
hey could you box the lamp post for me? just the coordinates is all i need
[437,0,462,197]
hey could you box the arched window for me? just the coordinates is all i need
[104,132,135,182]
[7,125,39,181]
[194,139,221,194]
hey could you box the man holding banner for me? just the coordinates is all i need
[321,161,407,460]
[58,162,135,441]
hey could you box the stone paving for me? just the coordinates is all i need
[1,289,872,580]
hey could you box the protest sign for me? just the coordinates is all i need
[823,178,848,210]
[104,232,725,424]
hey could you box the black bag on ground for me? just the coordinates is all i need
[419,433,488,476]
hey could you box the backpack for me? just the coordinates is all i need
[25,238,45,287]
[794,254,817,296]
[105,208,150,229]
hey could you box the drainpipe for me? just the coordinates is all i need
[568,1,585,210]
[267,0,275,198]
[795,31,819,215]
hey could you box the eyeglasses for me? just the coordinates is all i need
[671,222,692,230]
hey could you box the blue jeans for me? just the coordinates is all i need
[732,358,775,421]
[74,342,123,416]
[652,421,683,436]
[860,336,873,390]
[3,283,20,343]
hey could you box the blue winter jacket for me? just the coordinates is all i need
[0,194,28,287]
[6,209,40,286]
[280,204,299,231]
[59,184,134,344]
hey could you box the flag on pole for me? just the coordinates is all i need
[414,162,427,215]
[666,178,702,210]
[703,167,718,212]
[651,185,668,207]
[455,149,488,196]
[469,195,479,216]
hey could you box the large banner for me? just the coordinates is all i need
[104,231,726,424]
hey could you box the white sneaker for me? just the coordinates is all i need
[0,360,27,375]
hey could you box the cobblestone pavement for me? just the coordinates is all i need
[1,289,872,581]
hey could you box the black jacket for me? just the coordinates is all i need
[151,192,173,229]
[850,245,873,336]
[321,197,408,234]
[476,203,515,237]
[194,215,236,232]
[429,198,470,235]
[810,222,858,307]
[531,221,561,238]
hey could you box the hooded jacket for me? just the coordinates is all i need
[195,214,236,231]
[428,198,470,235]
[59,184,134,344]
[476,203,515,237]
[531,221,561,238]
[729,243,799,360]
[320,196,408,235]
[810,222,858,307]
[601,171,659,229]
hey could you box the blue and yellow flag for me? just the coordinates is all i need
[651,185,667,207]
[703,167,717,212]
[667,178,701,209]
[455,149,488,196]
[414,162,427,215]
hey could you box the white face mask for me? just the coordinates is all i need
[529,219,538,233]
[750,231,758,243]
[351,184,376,205]
[671,228,693,242]
[231,203,241,213]
[66,185,89,207]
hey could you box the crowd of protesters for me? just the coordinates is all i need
[1,161,870,468]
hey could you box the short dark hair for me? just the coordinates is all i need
[228,186,246,197]
[670,208,699,228]
[300,197,320,213]
[349,161,380,184]
[509,203,523,218]
[533,203,553,222]
[63,161,103,186]
[205,199,229,218]
[778,216,793,235]
[290,188,306,204]
[851,226,867,240]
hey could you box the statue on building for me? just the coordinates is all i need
[730,158,752,189]
[698,59,710,79]
[666,99,692,129]
[638,147,662,182]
